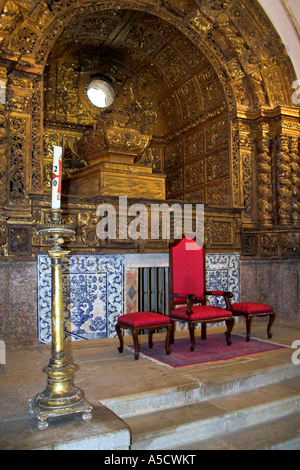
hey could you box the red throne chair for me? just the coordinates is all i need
[229,302,275,342]
[115,312,173,360]
[169,238,235,351]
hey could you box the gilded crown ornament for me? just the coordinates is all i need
[75,109,152,165]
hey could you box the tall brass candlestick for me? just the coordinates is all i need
[29,209,93,430]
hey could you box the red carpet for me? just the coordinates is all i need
[128,334,286,368]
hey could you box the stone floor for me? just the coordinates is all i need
[0,320,300,449]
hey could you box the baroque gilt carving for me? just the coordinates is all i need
[257,134,273,227]
[0,0,298,259]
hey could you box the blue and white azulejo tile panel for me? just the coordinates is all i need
[37,254,125,344]
[206,253,240,307]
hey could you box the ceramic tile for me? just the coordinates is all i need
[37,254,125,343]
[206,253,240,307]
[125,268,138,314]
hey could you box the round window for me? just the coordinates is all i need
[86,79,115,108]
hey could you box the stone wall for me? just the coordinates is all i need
[0,261,37,348]
[1,256,299,349]
[240,259,300,322]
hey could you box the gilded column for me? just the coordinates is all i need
[290,136,300,224]
[0,104,7,208]
[239,122,255,222]
[277,135,292,225]
[0,67,7,209]
[257,135,273,227]
[31,77,44,193]
[6,73,32,212]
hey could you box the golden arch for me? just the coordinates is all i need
[5,0,296,109]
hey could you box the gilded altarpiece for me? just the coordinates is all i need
[0,0,297,261]
[234,107,300,259]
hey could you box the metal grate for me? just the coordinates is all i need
[138,267,169,316]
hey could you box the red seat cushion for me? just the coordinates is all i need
[117,312,171,328]
[231,302,273,315]
[170,305,232,321]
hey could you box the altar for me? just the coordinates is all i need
[36,252,240,344]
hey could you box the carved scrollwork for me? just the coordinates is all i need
[276,135,292,225]
[257,136,273,227]
[0,221,8,256]
[78,211,100,247]
[289,136,300,224]
[8,116,27,205]
[0,104,7,205]
[260,233,278,257]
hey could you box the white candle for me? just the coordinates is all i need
[52,146,62,209]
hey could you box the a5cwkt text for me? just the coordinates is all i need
[104,454,197,467]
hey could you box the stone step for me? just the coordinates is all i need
[101,361,300,419]
[174,411,300,450]
[125,376,300,450]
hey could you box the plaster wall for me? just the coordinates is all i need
[259,0,300,80]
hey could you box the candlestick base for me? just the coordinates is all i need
[29,398,93,430]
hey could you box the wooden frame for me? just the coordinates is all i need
[231,310,275,342]
[115,321,173,360]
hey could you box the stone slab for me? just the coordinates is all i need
[0,405,130,450]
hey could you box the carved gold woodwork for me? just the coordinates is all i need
[277,135,292,225]
[165,115,231,205]
[243,228,300,259]
[75,110,152,165]
[238,106,300,257]
[257,134,273,227]
[62,109,166,199]
[234,107,300,227]
[290,136,300,224]
[30,195,243,255]
[0,0,298,260]
[0,103,7,207]
[63,162,166,199]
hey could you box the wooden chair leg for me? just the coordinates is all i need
[115,323,124,353]
[148,330,154,349]
[267,312,275,339]
[225,318,234,346]
[201,322,207,340]
[245,315,252,342]
[170,320,175,344]
[132,328,140,360]
[188,323,196,351]
[165,324,173,356]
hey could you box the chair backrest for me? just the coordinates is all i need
[170,238,205,305]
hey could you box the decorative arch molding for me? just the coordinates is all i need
[2,0,296,109]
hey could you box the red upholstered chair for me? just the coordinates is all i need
[115,312,173,360]
[229,302,275,342]
[169,238,235,351]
